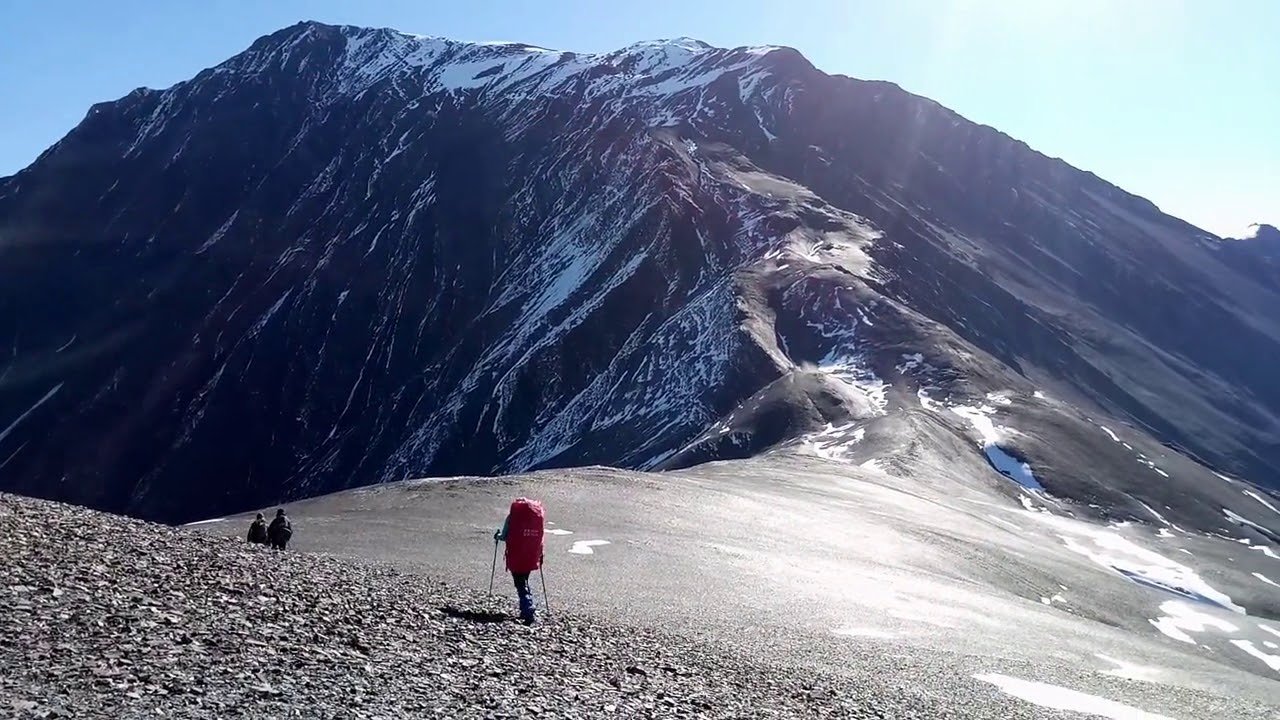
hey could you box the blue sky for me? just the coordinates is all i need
[2,0,1275,236]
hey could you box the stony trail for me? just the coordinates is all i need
[2,492,911,719]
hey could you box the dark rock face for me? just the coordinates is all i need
[1,22,1278,523]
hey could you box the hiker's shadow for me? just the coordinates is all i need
[440,606,511,624]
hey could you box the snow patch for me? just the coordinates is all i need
[950,405,1043,491]
[1094,654,1162,682]
[799,423,865,462]
[1230,640,1280,674]
[569,540,611,555]
[813,351,888,416]
[1052,524,1241,612]
[974,674,1173,719]
[547,528,574,536]
[1148,600,1239,644]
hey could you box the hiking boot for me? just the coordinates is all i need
[518,590,536,624]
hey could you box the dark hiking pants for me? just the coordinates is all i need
[512,572,534,621]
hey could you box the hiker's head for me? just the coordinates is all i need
[255,512,264,520]
[276,508,286,517]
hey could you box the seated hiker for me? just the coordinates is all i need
[494,497,545,623]
[246,512,268,545]
[267,508,293,550]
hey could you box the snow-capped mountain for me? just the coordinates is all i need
[2,22,1279,528]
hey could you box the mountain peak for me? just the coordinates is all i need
[261,22,785,74]
[190,22,799,126]
[622,37,712,51]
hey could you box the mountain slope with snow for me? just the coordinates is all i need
[1,22,1279,534]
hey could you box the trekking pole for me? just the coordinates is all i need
[539,566,551,617]
[488,539,498,597]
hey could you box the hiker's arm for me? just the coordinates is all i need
[494,515,509,542]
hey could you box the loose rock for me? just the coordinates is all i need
[1,493,872,719]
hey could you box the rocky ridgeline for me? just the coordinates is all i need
[1,493,858,719]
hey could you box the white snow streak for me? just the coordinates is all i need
[1250,544,1280,560]
[1224,508,1276,538]
[1136,500,1183,533]
[0,383,64,445]
[974,674,1173,719]
[1253,572,1279,588]
[196,211,240,254]
[1243,489,1280,516]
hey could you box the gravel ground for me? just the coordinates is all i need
[1,493,879,719]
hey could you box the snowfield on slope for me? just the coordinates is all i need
[188,453,1280,717]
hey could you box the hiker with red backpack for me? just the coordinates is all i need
[493,497,545,623]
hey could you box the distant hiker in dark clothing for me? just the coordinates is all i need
[246,513,268,545]
[494,498,545,623]
[267,508,293,550]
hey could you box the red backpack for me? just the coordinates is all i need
[505,498,545,573]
